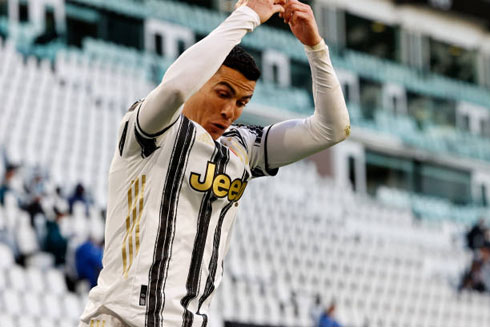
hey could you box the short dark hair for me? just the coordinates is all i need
[222,46,261,81]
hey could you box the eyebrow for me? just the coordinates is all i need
[217,82,236,96]
[217,82,253,100]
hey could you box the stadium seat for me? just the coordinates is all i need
[0,314,16,327]
[7,264,28,291]
[2,288,22,316]
[43,293,62,320]
[25,251,56,269]
[26,266,47,294]
[45,268,68,295]
[38,317,58,327]
[0,243,14,268]
[23,292,43,318]
[15,212,40,256]
[63,292,84,321]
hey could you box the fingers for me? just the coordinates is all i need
[282,1,312,24]
[272,4,285,15]
[289,10,309,26]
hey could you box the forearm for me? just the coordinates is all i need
[267,40,350,168]
[139,6,261,135]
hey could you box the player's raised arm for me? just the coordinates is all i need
[137,0,284,136]
[266,0,350,168]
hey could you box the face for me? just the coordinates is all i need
[182,66,256,140]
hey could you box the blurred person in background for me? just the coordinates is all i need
[44,208,68,266]
[460,258,486,293]
[0,164,18,206]
[80,0,349,326]
[318,302,341,327]
[76,237,104,289]
[68,183,91,216]
[310,294,324,324]
[466,218,487,252]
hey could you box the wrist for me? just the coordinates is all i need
[236,5,261,28]
[305,38,325,51]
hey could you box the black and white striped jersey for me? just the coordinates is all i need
[80,102,277,327]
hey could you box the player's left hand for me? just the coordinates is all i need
[280,0,322,47]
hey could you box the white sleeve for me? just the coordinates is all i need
[266,40,351,169]
[136,6,261,137]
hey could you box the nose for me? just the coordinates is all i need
[221,102,236,121]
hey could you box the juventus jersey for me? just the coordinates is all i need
[80,101,277,327]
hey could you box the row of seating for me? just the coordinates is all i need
[5,8,490,166]
[377,186,488,225]
[65,0,490,108]
[0,38,154,204]
[340,50,490,108]
[212,161,488,327]
[0,133,484,327]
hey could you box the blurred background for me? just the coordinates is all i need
[1,0,490,326]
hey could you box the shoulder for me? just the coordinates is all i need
[223,123,266,149]
[229,124,266,138]
[118,101,186,159]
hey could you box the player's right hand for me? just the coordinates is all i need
[235,0,285,24]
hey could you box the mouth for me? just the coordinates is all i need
[211,123,228,131]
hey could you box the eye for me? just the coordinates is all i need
[237,101,247,108]
[217,91,230,98]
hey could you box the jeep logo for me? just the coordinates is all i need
[190,162,248,202]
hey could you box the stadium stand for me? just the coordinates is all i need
[213,161,489,327]
[1,148,488,327]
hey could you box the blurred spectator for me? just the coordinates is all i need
[53,186,69,216]
[75,238,103,288]
[460,259,486,293]
[44,211,68,266]
[23,195,45,227]
[479,243,490,291]
[68,183,90,215]
[466,219,487,251]
[461,242,490,293]
[318,302,342,327]
[0,164,18,206]
[24,168,46,198]
[310,294,324,324]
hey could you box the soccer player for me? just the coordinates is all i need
[80,0,350,326]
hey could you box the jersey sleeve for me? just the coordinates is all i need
[266,40,350,169]
[223,124,278,179]
[117,99,181,160]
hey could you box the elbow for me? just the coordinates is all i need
[336,116,351,144]
[313,109,351,146]
[150,83,186,109]
[330,124,350,146]
[336,104,351,143]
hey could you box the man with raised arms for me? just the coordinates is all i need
[80,0,350,326]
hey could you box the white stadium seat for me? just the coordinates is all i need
[7,264,27,291]
[45,268,68,295]
[63,293,83,321]
[43,293,62,320]
[0,243,15,269]
[17,316,37,327]
[39,317,59,327]
[26,266,47,294]
[2,288,22,316]
[0,313,16,327]
[23,292,43,318]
